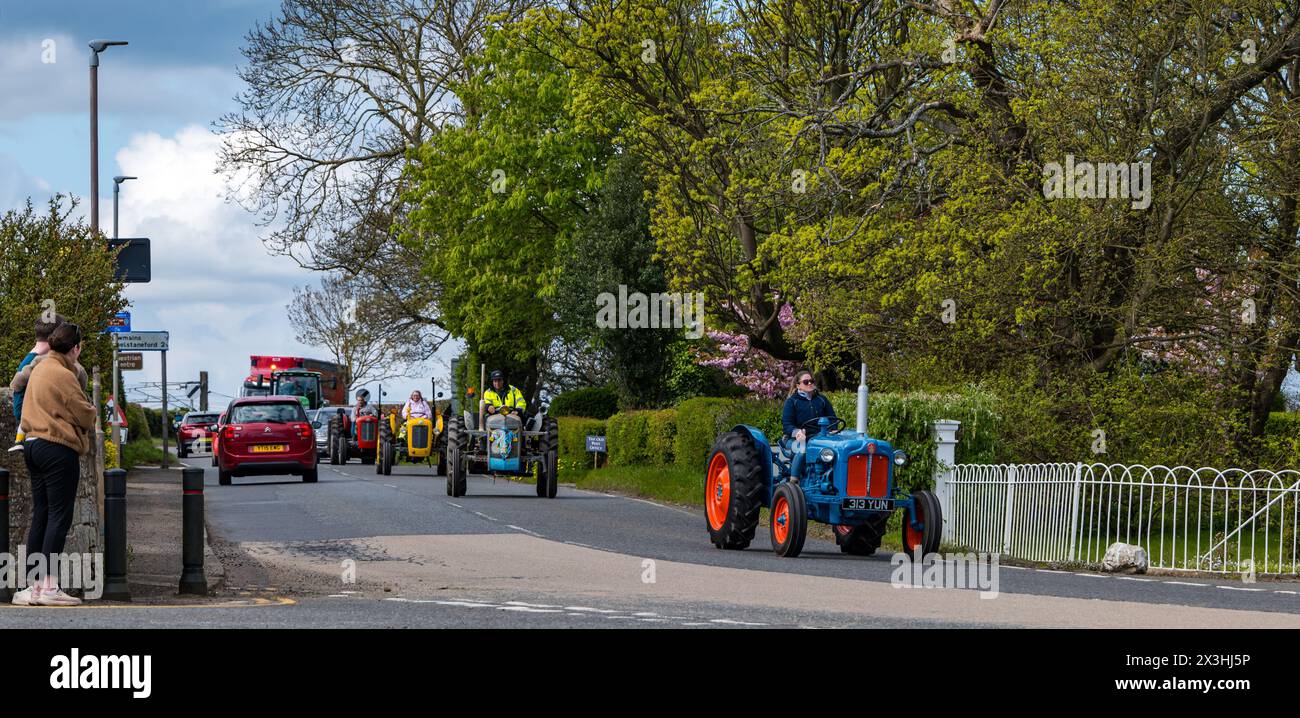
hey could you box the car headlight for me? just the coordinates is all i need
[818,448,835,463]
[893,450,909,467]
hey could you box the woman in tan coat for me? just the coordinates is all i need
[10,322,97,606]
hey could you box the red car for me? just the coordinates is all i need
[216,396,318,486]
[176,411,219,459]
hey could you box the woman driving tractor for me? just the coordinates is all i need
[402,390,432,421]
[781,369,839,481]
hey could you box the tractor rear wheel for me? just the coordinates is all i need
[377,422,392,475]
[705,430,765,550]
[902,490,943,557]
[835,513,889,556]
[770,482,808,557]
[327,417,341,465]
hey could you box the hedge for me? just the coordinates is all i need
[605,408,682,467]
[672,397,747,471]
[557,416,607,471]
[607,411,653,466]
[549,386,619,419]
[645,409,678,466]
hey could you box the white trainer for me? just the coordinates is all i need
[11,587,37,605]
[35,588,81,606]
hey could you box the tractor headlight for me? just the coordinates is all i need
[818,448,835,463]
[893,450,909,467]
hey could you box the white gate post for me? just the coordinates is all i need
[931,420,960,541]
[1067,462,1083,562]
[1003,464,1017,555]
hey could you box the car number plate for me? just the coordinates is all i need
[842,497,893,511]
[252,444,288,453]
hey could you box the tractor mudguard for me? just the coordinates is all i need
[731,425,776,506]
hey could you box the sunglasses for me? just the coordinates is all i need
[799,378,815,386]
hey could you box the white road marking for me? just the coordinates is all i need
[1036,569,1068,574]
[710,618,767,626]
[507,525,542,537]
[1165,581,1209,587]
[1218,586,1265,592]
[565,541,595,550]
[500,606,564,613]
[1273,590,1298,595]
[384,484,398,488]
[472,511,499,522]
[564,606,620,614]
[1116,577,1154,582]
[447,502,462,508]
[504,601,562,608]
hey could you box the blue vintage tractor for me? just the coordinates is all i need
[704,364,942,558]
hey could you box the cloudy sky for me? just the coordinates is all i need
[0,0,454,412]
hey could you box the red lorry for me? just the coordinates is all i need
[241,355,347,406]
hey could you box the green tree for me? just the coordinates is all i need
[0,197,126,381]
[553,154,681,407]
[402,18,617,401]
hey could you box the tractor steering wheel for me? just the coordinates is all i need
[801,416,846,434]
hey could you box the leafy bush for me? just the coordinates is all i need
[557,416,607,472]
[608,408,682,466]
[673,397,744,470]
[103,438,119,469]
[607,411,653,466]
[549,386,619,419]
[124,403,151,443]
[645,409,678,466]
[1255,412,1300,470]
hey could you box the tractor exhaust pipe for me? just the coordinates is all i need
[855,362,869,436]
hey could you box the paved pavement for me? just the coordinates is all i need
[3,454,1298,628]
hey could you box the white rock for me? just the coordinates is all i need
[1101,542,1149,574]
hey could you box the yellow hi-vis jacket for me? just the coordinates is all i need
[484,385,526,412]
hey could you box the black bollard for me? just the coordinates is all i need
[0,468,10,603]
[102,468,131,601]
[178,467,207,595]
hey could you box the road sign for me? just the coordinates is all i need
[106,312,131,332]
[118,352,143,371]
[108,238,151,283]
[585,435,606,453]
[114,331,168,351]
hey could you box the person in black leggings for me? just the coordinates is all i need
[11,322,96,606]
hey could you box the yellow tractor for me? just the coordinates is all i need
[376,390,447,476]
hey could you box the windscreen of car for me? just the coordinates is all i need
[183,414,218,425]
[229,403,307,424]
[242,385,271,397]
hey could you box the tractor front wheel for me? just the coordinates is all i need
[446,416,468,497]
[902,490,943,558]
[705,430,765,550]
[770,482,808,557]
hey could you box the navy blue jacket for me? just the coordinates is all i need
[781,392,837,437]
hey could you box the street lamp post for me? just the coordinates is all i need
[89,39,127,237]
[110,175,137,464]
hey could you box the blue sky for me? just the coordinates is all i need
[1,0,453,410]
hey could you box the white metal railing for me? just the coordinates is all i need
[945,463,1300,575]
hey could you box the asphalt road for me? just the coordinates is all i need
[4,455,1299,628]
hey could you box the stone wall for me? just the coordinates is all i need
[1,388,102,558]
